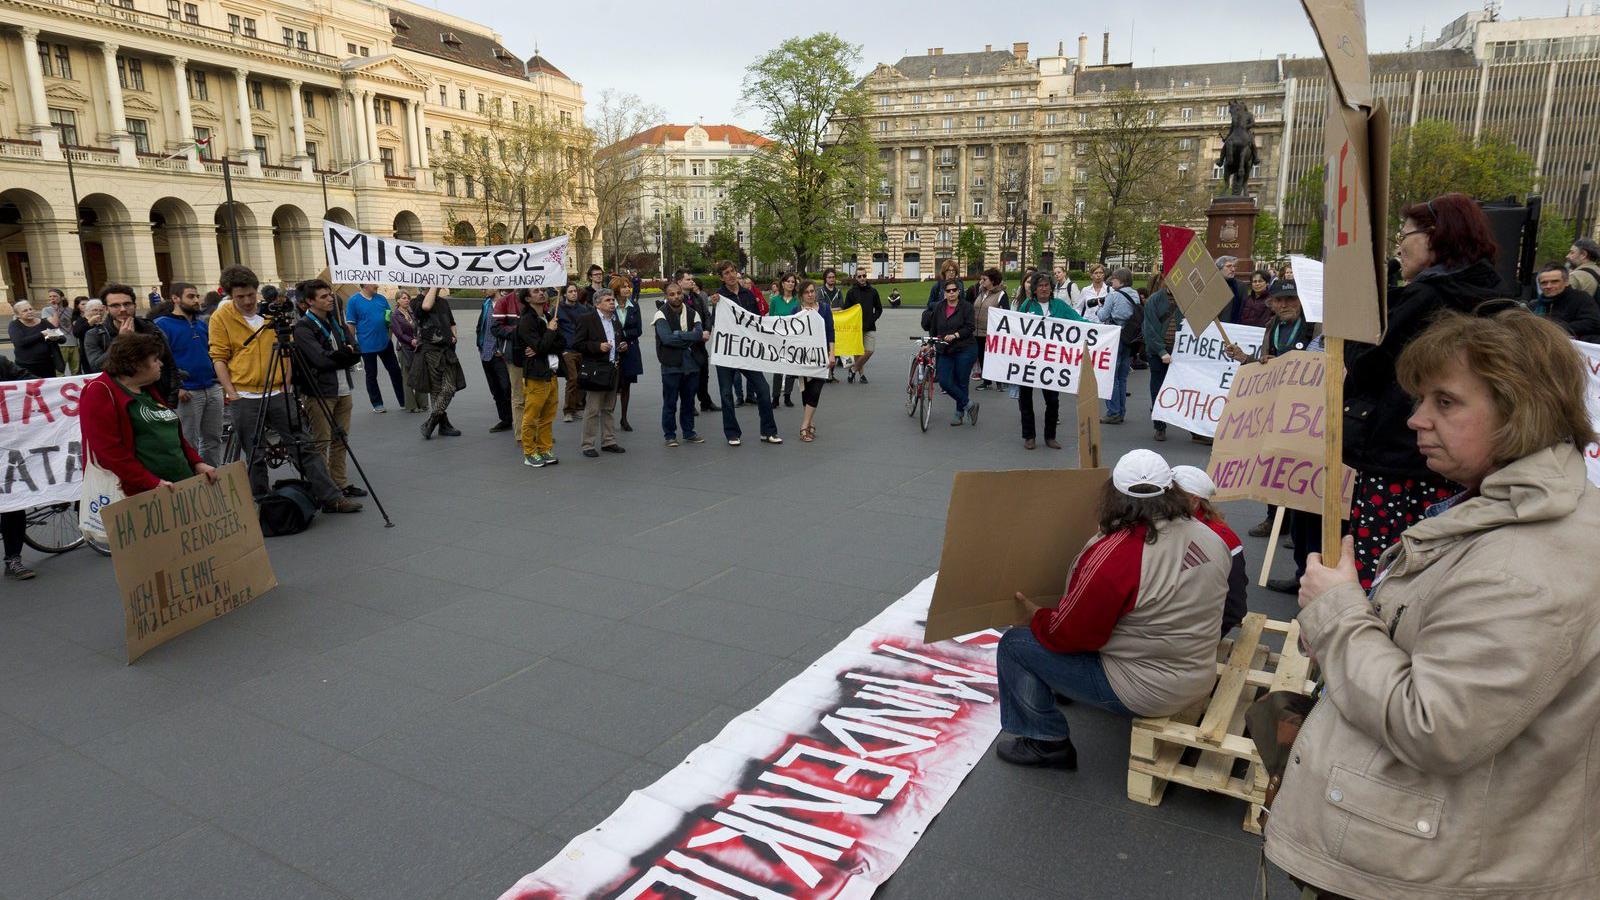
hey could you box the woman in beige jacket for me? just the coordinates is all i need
[1267,309,1600,899]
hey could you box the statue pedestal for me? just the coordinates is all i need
[1205,197,1258,274]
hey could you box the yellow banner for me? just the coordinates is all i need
[833,304,864,356]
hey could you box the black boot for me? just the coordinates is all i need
[437,416,461,437]
[996,736,1078,769]
[422,414,440,439]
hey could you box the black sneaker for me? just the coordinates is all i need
[847,371,856,383]
[1267,578,1301,594]
[582,448,600,458]
[996,736,1078,769]
[489,421,512,433]
[601,444,626,454]
[342,485,368,498]
[5,557,36,580]
[858,374,868,384]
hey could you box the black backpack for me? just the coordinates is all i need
[1115,288,1145,348]
[259,479,317,537]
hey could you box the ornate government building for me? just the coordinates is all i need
[832,10,1600,277]
[0,0,596,306]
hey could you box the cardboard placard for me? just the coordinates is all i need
[1320,94,1391,343]
[979,307,1121,399]
[1206,351,1355,517]
[1153,322,1266,437]
[1077,351,1101,469]
[1301,0,1373,108]
[1165,231,1236,328]
[925,468,1107,644]
[107,461,277,663]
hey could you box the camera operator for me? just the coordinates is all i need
[208,265,362,514]
[294,278,367,499]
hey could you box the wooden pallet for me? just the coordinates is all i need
[1126,614,1317,833]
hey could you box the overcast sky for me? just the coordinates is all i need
[435,0,1578,130]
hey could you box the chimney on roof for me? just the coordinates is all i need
[1102,31,1110,66]
[1078,33,1089,71]
[1058,40,1064,56]
[1013,42,1029,61]
[985,44,992,52]
[927,47,943,56]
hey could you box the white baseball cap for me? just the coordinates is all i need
[1171,465,1216,499]
[1112,449,1174,497]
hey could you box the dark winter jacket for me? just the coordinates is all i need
[843,283,884,332]
[921,298,976,353]
[1344,259,1507,479]
[514,301,567,380]
[83,316,181,401]
[292,309,359,399]
[1530,286,1600,342]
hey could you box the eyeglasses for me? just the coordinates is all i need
[1395,228,1430,243]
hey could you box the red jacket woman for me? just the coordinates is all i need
[80,332,212,495]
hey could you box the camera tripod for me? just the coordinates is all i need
[230,311,395,528]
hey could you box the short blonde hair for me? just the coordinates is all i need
[1398,308,1597,464]
[940,259,960,279]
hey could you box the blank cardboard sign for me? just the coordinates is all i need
[924,468,1107,644]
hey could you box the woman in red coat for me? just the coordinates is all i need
[80,332,217,495]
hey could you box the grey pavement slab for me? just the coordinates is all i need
[8,308,1309,898]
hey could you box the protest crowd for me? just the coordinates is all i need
[6,183,1600,900]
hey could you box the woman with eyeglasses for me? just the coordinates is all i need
[920,278,979,426]
[1342,192,1505,587]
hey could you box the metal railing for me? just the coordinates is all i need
[20,0,341,68]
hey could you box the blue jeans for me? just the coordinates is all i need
[362,343,405,409]
[716,366,776,440]
[661,371,699,439]
[997,627,1132,740]
[935,343,979,414]
[1104,346,1133,418]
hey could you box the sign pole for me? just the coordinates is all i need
[1321,337,1345,565]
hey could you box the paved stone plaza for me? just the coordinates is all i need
[2,308,1298,899]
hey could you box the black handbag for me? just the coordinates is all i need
[577,355,617,391]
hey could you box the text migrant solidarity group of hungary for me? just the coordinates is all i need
[6,4,1600,898]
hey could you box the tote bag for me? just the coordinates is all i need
[78,454,125,546]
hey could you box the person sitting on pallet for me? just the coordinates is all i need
[994,449,1233,769]
[1171,465,1249,636]
[1266,309,1600,900]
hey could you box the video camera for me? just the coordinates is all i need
[259,285,297,322]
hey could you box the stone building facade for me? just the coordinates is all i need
[0,0,596,308]
[833,11,1600,276]
[609,122,769,267]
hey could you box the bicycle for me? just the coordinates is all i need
[905,336,943,432]
[22,501,109,556]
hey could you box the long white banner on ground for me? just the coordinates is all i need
[1576,340,1600,487]
[497,574,1002,900]
[0,374,92,513]
[709,301,831,378]
[979,306,1121,399]
[1152,322,1265,438]
[321,221,569,289]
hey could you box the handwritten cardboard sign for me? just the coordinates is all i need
[979,307,1121,399]
[1206,351,1354,517]
[106,462,276,663]
[1165,232,1236,328]
[1153,322,1266,437]
[925,468,1106,644]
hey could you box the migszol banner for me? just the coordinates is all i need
[322,221,569,289]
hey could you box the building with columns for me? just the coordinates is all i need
[608,122,770,269]
[0,0,596,308]
[832,10,1600,276]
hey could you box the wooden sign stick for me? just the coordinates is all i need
[1077,349,1102,469]
[1321,337,1346,565]
[1256,505,1289,588]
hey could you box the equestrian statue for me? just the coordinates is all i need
[1218,99,1258,197]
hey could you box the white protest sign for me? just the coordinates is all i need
[1153,322,1265,437]
[980,307,1121,400]
[1289,255,1324,323]
[1,374,92,513]
[1576,340,1600,487]
[708,302,830,378]
[322,221,569,290]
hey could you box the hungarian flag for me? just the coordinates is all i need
[1159,225,1196,275]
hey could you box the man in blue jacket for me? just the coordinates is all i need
[154,282,223,465]
[345,283,405,413]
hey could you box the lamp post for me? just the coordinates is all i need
[321,159,375,230]
[56,135,94,293]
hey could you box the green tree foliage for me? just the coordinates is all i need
[1536,205,1576,267]
[703,227,746,271]
[957,225,987,274]
[660,209,705,273]
[1081,90,1205,263]
[1054,210,1092,268]
[587,89,666,271]
[1389,119,1536,232]
[433,104,588,246]
[717,33,879,273]
[1286,164,1326,259]
[1253,209,1282,262]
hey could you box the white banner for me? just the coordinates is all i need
[709,301,830,378]
[1,374,92,513]
[1576,340,1600,487]
[1153,322,1265,437]
[321,221,569,289]
[979,306,1121,399]
[498,575,1002,900]
[1288,255,1324,323]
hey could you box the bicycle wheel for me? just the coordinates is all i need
[918,374,934,432]
[905,357,921,416]
[23,502,85,554]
